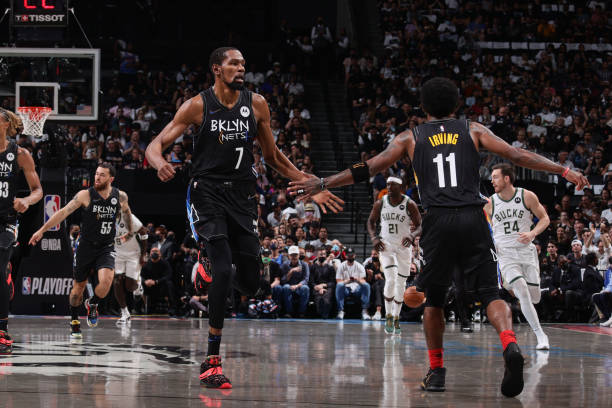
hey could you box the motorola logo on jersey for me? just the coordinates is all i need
[20,277,73,296]
[44,195,61,231]
[240,106,250,117]
[515,197,521,204]
[6,152,14,161]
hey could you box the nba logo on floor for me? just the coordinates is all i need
[44,195,61,231]
[22,277,31,295]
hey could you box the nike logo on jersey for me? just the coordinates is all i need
[209,109,222,115]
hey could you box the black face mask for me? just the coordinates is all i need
[299,255,305,260]
[319,257,326,263]
[150,252,160,261]
[71,232,79,239]
[372,257,379,263]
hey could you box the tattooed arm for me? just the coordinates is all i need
[472,122,589,190]
[29,189,89,245]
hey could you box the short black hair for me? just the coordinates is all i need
[492,163,516,184]
[585,252,598,267]
[98,162,116,177]
[420,77,459,118]
[209,47,239,74]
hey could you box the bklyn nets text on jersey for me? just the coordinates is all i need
[212,119,251,143]
[0,161,13,177]
[93,204,117,219]
[493,208,525,223]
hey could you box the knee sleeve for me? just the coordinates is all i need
[394,274,408,303]
[424,285,448,308]
[204,238,234,329]
[510,278,531,303]
[528,285,541,304]
[234,252,262,296]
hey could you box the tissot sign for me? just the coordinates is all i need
[11,0,69,27]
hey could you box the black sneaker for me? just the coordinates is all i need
[70,320,83,339]
[85,298,99,328]
[0,330,13,355]
[200,356,232,389]
[420,367,446,392]
[501,342,524,397]
[460,319,473,333]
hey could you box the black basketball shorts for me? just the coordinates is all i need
[73,240,116,283]
[186,178,260,257]
[415,205,499,296]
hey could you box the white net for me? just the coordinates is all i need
[17,107,52,138]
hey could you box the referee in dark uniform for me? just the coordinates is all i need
[289,77,589,397]
[145,47,344,388]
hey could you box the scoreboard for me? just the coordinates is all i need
[11,0,69,27]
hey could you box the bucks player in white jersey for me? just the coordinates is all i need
[113,203,148,323]
[368,177,421,334]
[484,163,550,350]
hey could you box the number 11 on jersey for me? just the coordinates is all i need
[433,152,457,188]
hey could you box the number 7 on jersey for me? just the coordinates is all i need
[234,147,243,170]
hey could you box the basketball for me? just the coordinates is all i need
[404,286,425,308]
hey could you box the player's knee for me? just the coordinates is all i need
[424,286,447,308]
[125,278,138,292]
[113,275,124,287]
[529,286,541,304]
[478,287,501,309]
[510,278,530,300]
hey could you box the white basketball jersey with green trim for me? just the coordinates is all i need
[491,188,533,249]
[380,194,412,247]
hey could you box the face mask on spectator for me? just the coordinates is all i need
[306,251,312,258]
[299,254,305,260]
[270,243,277,250]
[262,257,271,264]
[151,252,160,261]
[319,256,326,263]
[372,257,379,263]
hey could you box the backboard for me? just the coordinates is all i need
[0,47,100,122]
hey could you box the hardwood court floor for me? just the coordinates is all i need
[0,316,610,407]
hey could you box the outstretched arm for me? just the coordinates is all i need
[14,147,43,213]
[287,130,412,197]
[145,95,203,182]
[472,122,589,190]
[29,190,88,245]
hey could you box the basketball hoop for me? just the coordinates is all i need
[17,107,52,139]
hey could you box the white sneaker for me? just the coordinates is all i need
[372,311,382,320]
[448,311,456,322]
[473,310,481,323]
[600,316,612,327]
[362,311,371,320]
[117,311,131,324]
[536,335,550,351]
[337,310,344,320]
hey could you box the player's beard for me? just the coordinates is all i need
[226,79,244,90]
[94,180,109,191]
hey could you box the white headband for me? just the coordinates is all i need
[386,177,402,185]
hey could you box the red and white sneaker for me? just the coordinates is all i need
[0,330,13,355]
[199,355,232,389]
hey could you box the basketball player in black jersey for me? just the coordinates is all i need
[289,77,589,397]
[29,163,127,338]
[0,108,43,355]
[145,47,343,388]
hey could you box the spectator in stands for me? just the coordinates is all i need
[141,247,177,316]
[335,248,370,320]
[277,245,310,318]
[593,261,612,326]
[310,248,336,319]
[363,249,385,320]
[310,226,331,250]
[267,201,282,227]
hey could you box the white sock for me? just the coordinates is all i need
[392,300,402,318]
[384,299,394,316]
[512,279,543,335]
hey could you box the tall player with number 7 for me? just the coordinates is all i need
[29,163,128,339]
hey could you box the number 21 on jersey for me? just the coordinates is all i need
[433,153,457,188]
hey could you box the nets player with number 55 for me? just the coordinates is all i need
[145,47,344,389]
[29,163,127,339]
[289,77,589,397]
[0,108,43,355]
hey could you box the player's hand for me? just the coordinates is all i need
[402,235,415,247]
[13,198,29,213]
[287,173,321,200]
[144,279,155,287]
[311,191,344,214]
[372,237,385,252]
[564,169,590,191]
[28,230,43,246]
[156,163,176,182]
[517,231,535,244]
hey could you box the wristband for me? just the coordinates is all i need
[562,167,570,178]
[320,177,327,191]
[349,161,370,183]
[137,233,148,241]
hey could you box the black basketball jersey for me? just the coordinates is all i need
[80,187,120,244]
[0,142,19,224]
[191,87,258,181]
[412,119,485,209]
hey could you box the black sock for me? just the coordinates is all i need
[71,306,79,321]
[0,319,7,331]
[90,294,101,305]
[207,332,221,356]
